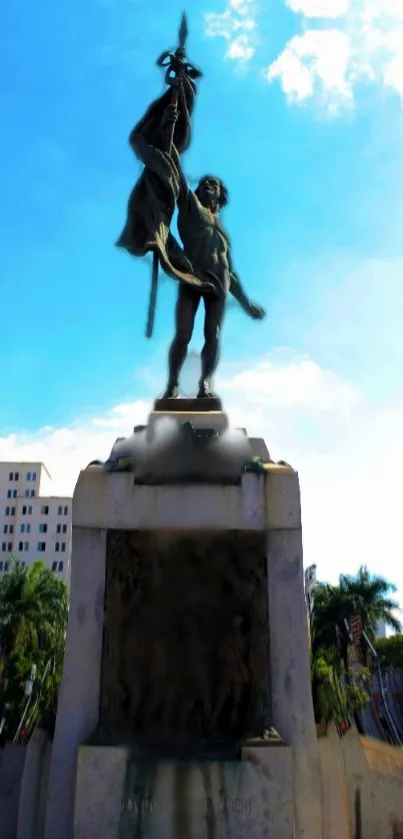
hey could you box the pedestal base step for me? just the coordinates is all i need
[154,396,223,413]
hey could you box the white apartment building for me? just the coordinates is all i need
[375,619,387,639]
[0,462,72,583]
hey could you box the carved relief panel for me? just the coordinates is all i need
[99,530,270,754]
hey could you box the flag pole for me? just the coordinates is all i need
[145,13,189,340]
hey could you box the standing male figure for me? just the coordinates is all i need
[162,103,265,399]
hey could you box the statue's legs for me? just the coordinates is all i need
[164,283,201,398]
[198,293,226,398]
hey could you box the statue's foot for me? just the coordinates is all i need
[162,384,179,399]
[197,380,216,399]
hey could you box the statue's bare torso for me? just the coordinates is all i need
[177,189,231,296]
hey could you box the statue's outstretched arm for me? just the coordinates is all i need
[229,258,266,321]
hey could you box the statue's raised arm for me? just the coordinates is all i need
[116,14,204,333]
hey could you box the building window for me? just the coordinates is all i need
[39,523,48,534]
[24,490,30,497]
[58,506,62,515]
[28,505,32,515]
[56,524,61,534]
[41,505,49,515]
[55,542,60,552]
[11,507,15,515]
[22,505,33,516]
[15,472,19,480]
[32,472,36,481]
[3,525,8,534]
[5,507,10,516]
[61,542,66,553]
[30,490,35,497]
[18,541,23,551]
[12,490,17,498]
[2,542,12,552]
[7,490,11,499]
[24,542,29,551]
[26,524,31,534]
[52,561,57,571]
[58,562,63,572]
[37,542,46,552]
[62,524,67,534]
[20,524,25,534]
[63,506,68,515]
[0,562,3,571]
[4,562,9,571]
[27,472,31,481]
[8,472,13,481]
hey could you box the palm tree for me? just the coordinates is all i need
[309,566,400,728]
[311,583,352,682]
[339,566,401,638]
[0,559,68,740]
[312,566,400,661]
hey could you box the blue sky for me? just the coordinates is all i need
[2,0,403,609]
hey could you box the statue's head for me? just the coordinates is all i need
[195,175,229,213]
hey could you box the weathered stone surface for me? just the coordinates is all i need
[72,473,267,531]
[266,529,322,839]
[72,464,299,532]
[75,743,294,839]
[248,438,270,461]
[149,409,229,433]
[44,528,107,839]
[0,744,26,839]
[44,418,322,839]
[102,414,252,481]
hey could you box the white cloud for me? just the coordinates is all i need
[2,351,403,606]
[205,0,256,61]
[266,0,403,109]
[226,34,255,60]
[0,354,360,494]
[268,29,352,107]
[286,0,349,17]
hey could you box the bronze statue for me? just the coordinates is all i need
[117,15,265,398]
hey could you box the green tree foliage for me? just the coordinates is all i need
[310,565,400,726]
[0,559,68,741]
[339,566,401,637]
[375,635,403,670]
[311,651,347,725]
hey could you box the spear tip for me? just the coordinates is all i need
[178,11,188,49]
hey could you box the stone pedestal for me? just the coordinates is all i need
[43,404,322,839]
[74,741,294,839]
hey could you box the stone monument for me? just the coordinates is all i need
[42,16,323,839]
[43,403,322,839]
